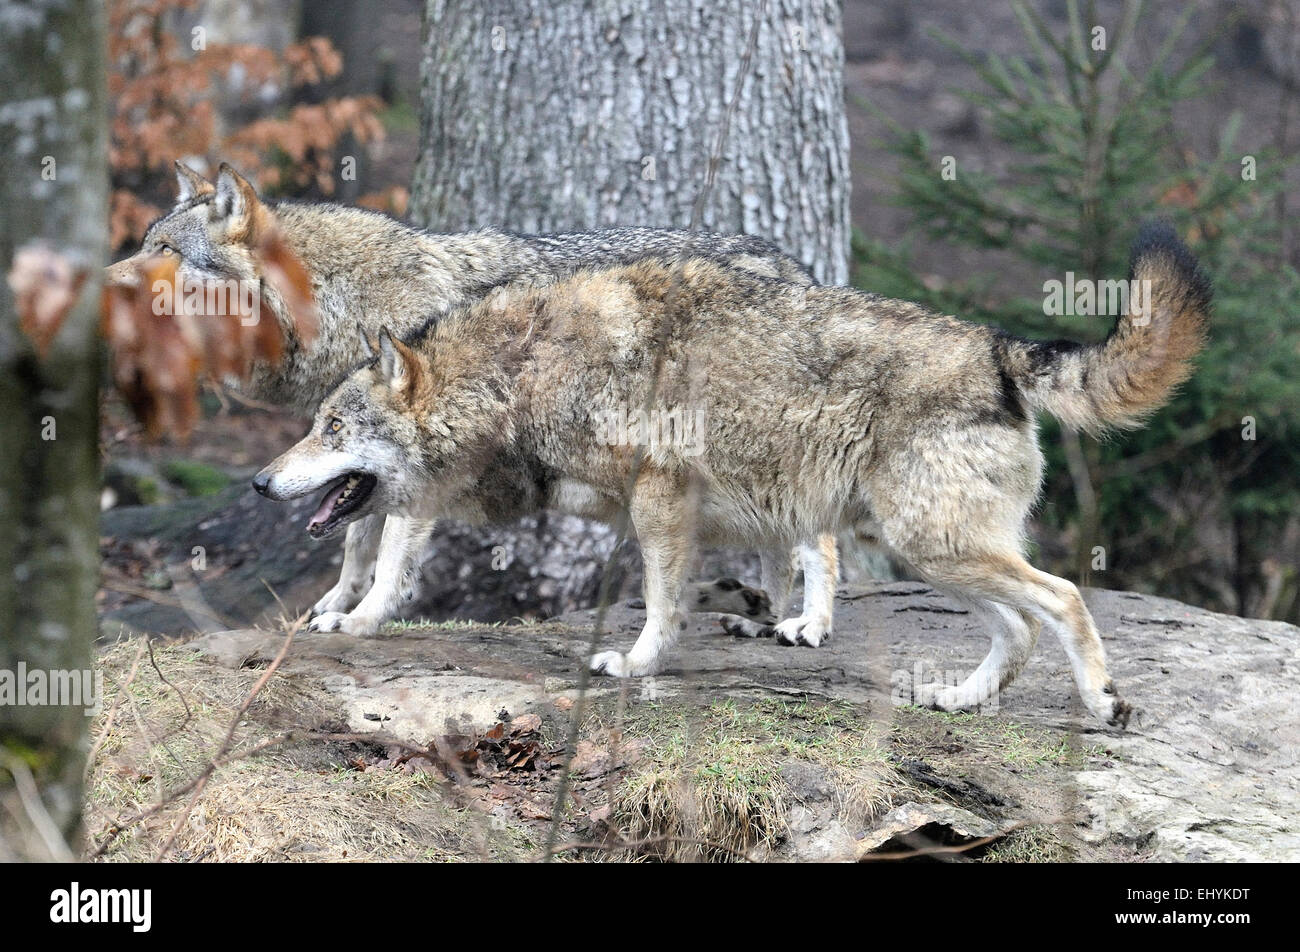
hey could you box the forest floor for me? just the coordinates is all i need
[86,582,1298,862]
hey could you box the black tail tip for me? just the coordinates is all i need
[1128,219,1213,311]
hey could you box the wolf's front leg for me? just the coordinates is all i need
[311,514,383,617]
[309,515,434,635]
[591,473,692,678]
[774,533,838,647]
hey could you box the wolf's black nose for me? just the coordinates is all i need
[252,471,271,496]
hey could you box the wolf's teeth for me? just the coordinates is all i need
[347,476,360,488]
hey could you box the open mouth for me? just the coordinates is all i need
[306,473,377,538]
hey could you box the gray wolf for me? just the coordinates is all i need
[254,222,1209,726]
[108,162,835,635]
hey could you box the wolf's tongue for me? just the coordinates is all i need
[308,481,347,529]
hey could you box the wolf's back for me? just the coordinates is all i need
[517,226,812,285]
[999,222,1211,432]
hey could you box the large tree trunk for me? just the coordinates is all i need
[0,0,108,860]
[406,0,860,614]
[412,0,850,284]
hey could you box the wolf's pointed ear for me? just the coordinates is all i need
[358,324,377,361]
[174,161,214,203]
[214,163,262,241]
[376,327,409,390]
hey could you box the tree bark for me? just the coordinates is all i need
[0,0,108,860]
[412,0,851,284]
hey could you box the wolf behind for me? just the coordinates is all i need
[109,163,836,634]
[107,162,811,413]
[256,222,1209,726]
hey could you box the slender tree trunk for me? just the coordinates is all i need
[413,0,851,284]
[0,0,108,860]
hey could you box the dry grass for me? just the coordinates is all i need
[605,696,903,862]
[981,825,1071,863]
[132,763,483,862]
[86,638,526,862]
[83,638,1088,863]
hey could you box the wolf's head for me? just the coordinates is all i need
[251,327,428,538]
[252,322,513,538]
[105,162,273,290]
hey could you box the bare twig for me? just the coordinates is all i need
[107,665,186,777]
[851,816,1062,862]
[147,634,194,736]
[89,730,296,859]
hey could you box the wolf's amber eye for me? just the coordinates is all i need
[328,418,342,434]
[158,244,175,256]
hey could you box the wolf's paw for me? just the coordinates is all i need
[311,582,366,618]
[720,618,776,639]
[1091,682,1134,729]
[589,650,660,678]
[774,616,831,648]
[1107,697,1134,729]
[307,611,380,636]
[589,650,630,677]
[694,578,776,623]
[914,682,970,713]
[308,611,347,633]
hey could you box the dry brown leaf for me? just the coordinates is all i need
[508,714,542,735]
[256,229,318,346]
[8,243,89,358]
[516,800,552,821]
[99,234,317,439]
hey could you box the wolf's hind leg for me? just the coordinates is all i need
[591,473,692,678]
[915,599,1041,712]
[720,548,794,638]
[691,577,777,629]
[909,550,1130,726]
[309,515,434,635]
[311,514,383,617]
[774,533,838,648]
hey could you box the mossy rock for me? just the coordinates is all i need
[161,460,231,497]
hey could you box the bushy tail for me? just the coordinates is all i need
[1001,221,1211,433]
